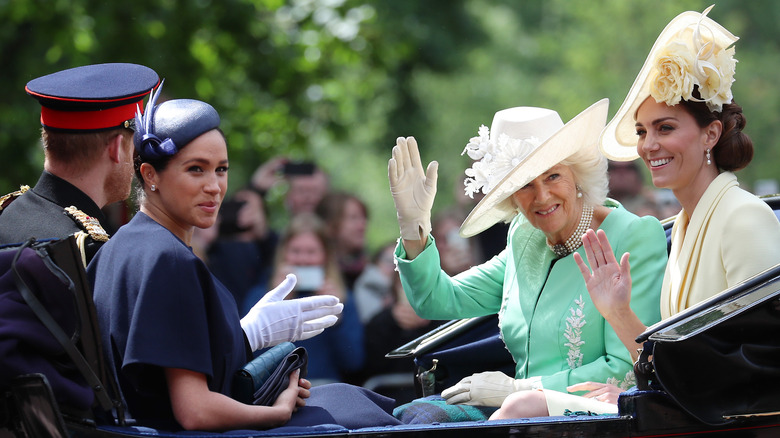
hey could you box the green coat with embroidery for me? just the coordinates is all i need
[395,201,667,393]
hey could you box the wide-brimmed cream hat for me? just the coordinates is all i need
[600,5,738,161]
[459,98,609,237]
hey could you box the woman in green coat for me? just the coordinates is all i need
[387,99,667,420]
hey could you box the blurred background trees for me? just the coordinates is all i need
[1,0,778,250]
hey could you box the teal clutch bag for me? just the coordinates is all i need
[232,342,308,405]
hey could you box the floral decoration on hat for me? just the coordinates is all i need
[649,5,737,112]
[458,100,608,238]
[134,79,179,159]
[599,5,738,161]
[461,125,542,198]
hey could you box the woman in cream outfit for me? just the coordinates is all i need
[494,5,780,419]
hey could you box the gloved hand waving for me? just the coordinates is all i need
[388,136,438,241]
[441,371,540,407]
[240,274,343,351]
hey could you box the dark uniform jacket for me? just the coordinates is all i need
[0,171,112,263]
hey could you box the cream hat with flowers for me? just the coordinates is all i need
[459,98,609,237]
[600,5,738,161]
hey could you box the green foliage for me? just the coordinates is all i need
[0,0,778,250]
[414,0,780,221]
[0,0,485,250]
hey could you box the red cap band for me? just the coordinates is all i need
[40,100,144,131]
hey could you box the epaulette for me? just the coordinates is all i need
[64,206,110,242]
[0,185,30,212]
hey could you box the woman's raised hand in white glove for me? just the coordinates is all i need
[388,136,438,241]
[240,274,343,351]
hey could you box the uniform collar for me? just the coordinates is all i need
[32,171,114,234]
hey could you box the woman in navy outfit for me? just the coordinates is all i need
[87,84,393,431]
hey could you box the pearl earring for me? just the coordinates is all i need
[151,184,156,192]
[576,184,583,198]
[706,149,711,166]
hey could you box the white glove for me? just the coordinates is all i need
[441,371,540,407]
[388,136,438,241]
[240,274,343,351]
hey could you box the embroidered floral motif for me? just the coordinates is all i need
[607,371,637,390]
[564,295,586,369]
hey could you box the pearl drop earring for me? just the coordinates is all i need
[151,184,156,192]
[706,149,711,166]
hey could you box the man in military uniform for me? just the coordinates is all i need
[0,63,159,263]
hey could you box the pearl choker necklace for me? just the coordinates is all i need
[548,204,594,258]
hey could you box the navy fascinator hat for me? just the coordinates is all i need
[134,80,221,160]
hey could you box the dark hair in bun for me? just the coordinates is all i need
[680,86,753,171]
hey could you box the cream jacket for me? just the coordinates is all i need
[661,172,780,319]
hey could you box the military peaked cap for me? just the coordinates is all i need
[26,63,159,132]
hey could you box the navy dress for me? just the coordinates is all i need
[89,213,248,428]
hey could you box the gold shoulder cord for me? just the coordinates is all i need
[64,206,110,267]
[73,231,89,267]
[64,206,110,243]
[0,185,30,212]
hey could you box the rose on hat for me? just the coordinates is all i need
[600,5,738,161]
[459,99,609,238]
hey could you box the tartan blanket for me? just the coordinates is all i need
[393,395,497,424]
